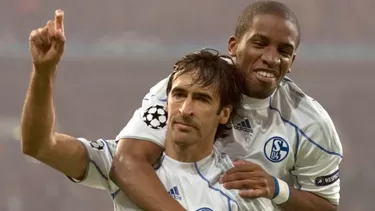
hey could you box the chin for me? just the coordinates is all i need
[172,132,196,145]
[246,82,275,99]
[258,87,276,98]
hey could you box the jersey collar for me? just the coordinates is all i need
[241,89,276,110]
[162,151,214,175]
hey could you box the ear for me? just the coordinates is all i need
[228,36,238,58]
[219,105,233,124]
[288,53,297,73]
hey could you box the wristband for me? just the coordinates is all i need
[271,177,290,205]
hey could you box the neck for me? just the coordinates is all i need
[245,88,275,99]
[165,139,213,163]
[243,79,277,99]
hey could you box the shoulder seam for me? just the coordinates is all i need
[269,100,343,158]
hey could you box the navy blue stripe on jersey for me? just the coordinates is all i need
[66,159,108,183]
[89,159,109,180]
[194,162,239,211]
[227,198,231,210]
[111,188,120,198]
[289,166,302,190]
[154,155,165,170]
[269,98,343,158]
[294,127,300,161]
[101,139,113,158]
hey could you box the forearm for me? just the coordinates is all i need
[21,65,57,156]
[110,139,185,211]
[278,187,337,211]
[111,155,185,211]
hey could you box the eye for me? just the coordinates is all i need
[195,96,209,103]
[172,92,184,99]
[252,40,266,48]
[279,49,293,57]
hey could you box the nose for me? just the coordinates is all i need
[179,98,194,117]
[261,47,281,68]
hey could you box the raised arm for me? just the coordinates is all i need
[21,10,87,180]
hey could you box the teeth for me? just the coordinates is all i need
[257,71,275,78]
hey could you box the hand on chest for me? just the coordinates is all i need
[161,173,235,211]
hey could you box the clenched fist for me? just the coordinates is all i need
[29,9,66,71]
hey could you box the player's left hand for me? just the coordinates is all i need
[219,160,276,199]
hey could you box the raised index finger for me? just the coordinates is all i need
[55,9,64,33]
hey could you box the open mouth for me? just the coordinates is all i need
[254,70,277,83]
[256,70,276,79]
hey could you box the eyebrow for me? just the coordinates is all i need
[251,33,268,41]
[172,87,214,101]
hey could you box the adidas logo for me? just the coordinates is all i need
[168,186,182,200]
[234,119,253,133]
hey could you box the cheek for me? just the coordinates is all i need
[200,111,221,127]
[239,47,262,68]
[238,43,250,59]
[280,58,292,75]
[167,106,179,120]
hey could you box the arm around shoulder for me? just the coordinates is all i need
[110,138,185,211]
[109,76,184,210]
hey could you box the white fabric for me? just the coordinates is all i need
[68,138,273,211]
[117,76,343,208]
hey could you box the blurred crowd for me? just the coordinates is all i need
[0,0,374,44]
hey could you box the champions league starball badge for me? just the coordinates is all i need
[143,105,167,129]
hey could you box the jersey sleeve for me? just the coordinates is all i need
[116,76,170,148]
[67,138,117,190]
[291,109,343,205]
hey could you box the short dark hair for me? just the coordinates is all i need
[166,48,244,139]
[235,0,301,47]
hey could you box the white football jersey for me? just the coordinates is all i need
[68,138,273,211]
[117,76,343,208]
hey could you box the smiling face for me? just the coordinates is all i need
[228,14,299,99]
[166,71,232,153]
